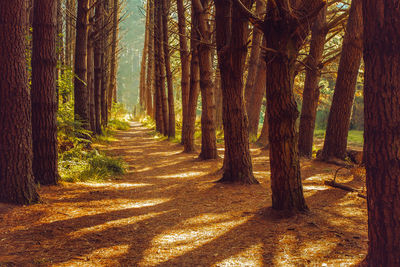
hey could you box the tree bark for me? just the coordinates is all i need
[321,0,363,160]
[362,0,400,265]
[247,37,267,139]
[177,0,190,143]
[214,0,258,184]
[31,0,59,185]
[94,2,103,135]
[0,0,40,204]
[183,5,201,153]
[298,6,327,158]
[257,107,269,146]
[74,0,90,130]
[145,0,155,118]
[193,0,218,160]
[109,0,119,106]
[162,0,176,139]
[139,0,150,110]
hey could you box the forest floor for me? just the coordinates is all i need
[0,121,368,266]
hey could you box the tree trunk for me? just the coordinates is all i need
[362,1,400,265]
[94,2,103,135]
[177,0,190,143]
[244,0,265,140]
[154,0,168,135]
[88,33,96,132]
[0,0,40,204]
[139,0,149,110]
[214,0,258,184]
[109,0,119,106]
[183,5,201,153]
[31,0,59,185]
[74,0,90,130]
[100,2,108,128]
[193,0,218,160]
[247,37,267,139]
[298,6,327,158]
[214,69,223,130]
[259,0,326,211]
[162,0,176,139]
[257,107,269,146]
[145,0,155,118]
[321,0,363,160]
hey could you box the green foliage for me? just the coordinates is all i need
[314,129,363,146]
[59,146,126,183]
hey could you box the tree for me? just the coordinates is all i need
[177,0,190,143]
[0,0,40,204]
[109,0,119,106]
[362,0,400,265]
[94,1,104,135]
[74,0,91,130]
[193,0,218,160]
[31,0,60,185]
[183,4,201,153]
[234,0,325,210]
[320,0,363,161]
[162,0,176,139]
[298,6,327,158]
[244,0,266,139]
[214,0,258,184]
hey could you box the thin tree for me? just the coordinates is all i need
[162,0,176,138]
[146,0,155,118]
[298,6,327,158]
[177,0,191,143]
[320,0,363,161]
[0,0,40,204]
[31,0,60,185]
[362,0,400,265]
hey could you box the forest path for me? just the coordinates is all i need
[0,121,367,266]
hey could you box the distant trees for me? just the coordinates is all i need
[0,0,40,204]
[362,0,400,265]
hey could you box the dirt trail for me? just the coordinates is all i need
[0,122,367,266]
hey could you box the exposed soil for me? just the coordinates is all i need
[0,122,368,266]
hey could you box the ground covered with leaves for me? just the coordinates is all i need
[0,122,367,266]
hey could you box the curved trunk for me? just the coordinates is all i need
[363,0,400,265]
[215,0,258,184]
[298,6,327,158]
[31,0,59,185]
[321,0,363,160]
[0,0,39,204]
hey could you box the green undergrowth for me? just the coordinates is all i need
[314,129,364,146]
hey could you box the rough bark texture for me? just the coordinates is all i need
[214,70,223,130]
[162,0,176,138]
[146,0,154,117]
[139,0,149,110]
[244,0,266,140]
[109,0,119,105]
[0,0,40,204]
[248,37,267,139]
[183,5,201,153]
[74,0,90,130]
[88,3,96,133]
[321,0,363,160]
[194,0,218,160]
[214,0,258,184]
[31,0,59,185]
[258,0,326,211]
[94,3,103,135]
[298,6,327,158]
[177,0,190,143]
[362,1,400,265]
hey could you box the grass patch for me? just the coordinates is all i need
[59,146,126,183]
[314,129,363,146]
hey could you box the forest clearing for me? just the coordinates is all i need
[0,122,368,266]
